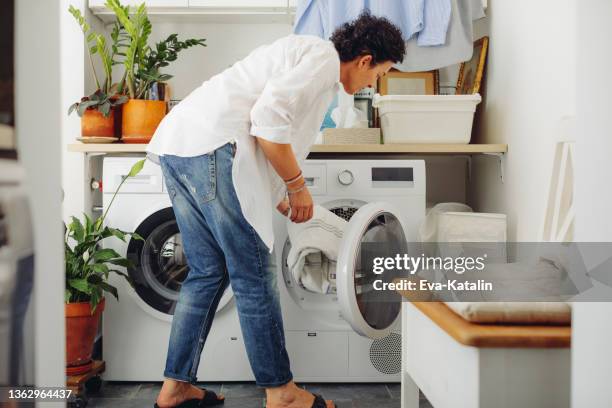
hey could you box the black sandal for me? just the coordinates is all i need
[262,393,335,408]
[153,389,225,408]
[311,393,335,408]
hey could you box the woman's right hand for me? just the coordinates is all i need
[288,187,314,223]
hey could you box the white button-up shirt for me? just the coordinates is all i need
[147,35,341,252]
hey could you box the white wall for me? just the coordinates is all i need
[138,21,293,98]
[469,0,576,241]
[468,1,612,405]
[15,0,65,397]
[572,1,612,406]
[62,0,88,223]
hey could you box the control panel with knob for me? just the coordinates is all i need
[337,169,354,186]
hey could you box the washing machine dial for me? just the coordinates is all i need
[337,170,354,186]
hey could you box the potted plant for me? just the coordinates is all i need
[105,0,206,143]
[64,159,145,375]
[68,6,128,141]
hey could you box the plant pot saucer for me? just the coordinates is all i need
[77,136,119,144]
[66,360,93,376]
[121,137,151,144]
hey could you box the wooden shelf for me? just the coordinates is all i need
[406,301,570,348]
[68,143,150,153]
[67,143,507,155]
[310,143,506,154]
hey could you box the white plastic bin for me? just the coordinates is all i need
[437,212,507,242]
[419,202,473,242]
[437,211,508,263]
[373,94,482,144]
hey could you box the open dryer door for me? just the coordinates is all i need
[337,202,407,339]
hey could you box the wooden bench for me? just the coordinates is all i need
[398,299,571,408]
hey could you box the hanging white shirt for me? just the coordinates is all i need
[146,35,341,252]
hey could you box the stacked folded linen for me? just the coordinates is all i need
[446,259,572,324]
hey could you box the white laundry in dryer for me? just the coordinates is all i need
[273,159,426,382]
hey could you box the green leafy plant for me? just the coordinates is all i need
[68,90,128,118]
[105,0,151,99]
[136,34,206,99]
[68,5,128,116]
[105,0,206,99]
[65,159,146,312]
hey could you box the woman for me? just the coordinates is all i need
[146,12,406,408]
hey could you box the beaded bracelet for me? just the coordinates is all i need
[284,170,303,185]
[287,184,306,195]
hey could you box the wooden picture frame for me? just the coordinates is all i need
[377,69,440,95]
[456,36,489,95]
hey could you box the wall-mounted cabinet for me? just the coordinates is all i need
[189,0,288,8]
[90,0,292,7]
[89,0,295,22]
[89,0,188,8]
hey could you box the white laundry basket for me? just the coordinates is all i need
[419,203,507,262]
[419,202,473,242]
[373,94,482,144]
[437,212,507,242]
[437,211,508,263]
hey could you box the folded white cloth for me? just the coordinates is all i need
[445,259,572,324]
[287,205,347,293]
[446,301,572,324]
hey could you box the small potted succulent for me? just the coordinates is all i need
[105,0,206,143]
[64,159,145,375]
[68,6,128,141]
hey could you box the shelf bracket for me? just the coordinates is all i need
[462,155,473,182]
[482,152,506,183]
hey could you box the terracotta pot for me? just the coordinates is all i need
[121,99,167,143]
[65,298,105,375]
[81,108,116,138]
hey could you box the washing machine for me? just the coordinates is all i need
[272,159,426,382]
[101,156,253,381]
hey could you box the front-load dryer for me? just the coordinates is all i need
[101,156,252,381]
[273,159,426,382]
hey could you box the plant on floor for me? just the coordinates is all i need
[64,159,146,312]
[67,5,128,117]
[105,0,206,100]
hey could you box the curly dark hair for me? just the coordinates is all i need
[330,11,406,65]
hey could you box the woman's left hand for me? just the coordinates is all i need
[276,198,290,217]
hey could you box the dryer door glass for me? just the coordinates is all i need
[337,202,407,339]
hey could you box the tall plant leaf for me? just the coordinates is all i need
[92,248,122,262]
[69,278,91,294]
[65,154,146,307]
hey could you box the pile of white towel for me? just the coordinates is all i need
[286,205,347,294]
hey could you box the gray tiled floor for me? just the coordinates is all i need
[87,381,433,408]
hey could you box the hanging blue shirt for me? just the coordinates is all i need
[294,0,451,46]
[418,0,452,46]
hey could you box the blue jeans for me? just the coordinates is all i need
[159,142,292,387]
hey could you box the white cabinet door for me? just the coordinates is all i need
[89,0,188,8]
[188,0,286,8]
